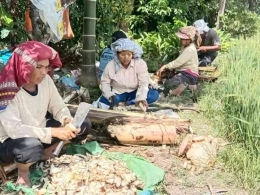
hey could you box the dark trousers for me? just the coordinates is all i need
[198,53,217,67]
[164,72,198,90]
[99,89,159,106]
[0,118,92,164]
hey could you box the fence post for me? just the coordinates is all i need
[81,0,98,87]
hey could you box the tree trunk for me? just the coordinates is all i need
[68,105,191,145]
[108,116,190,145]
[30,3,50,44]
[117,0,135,32]
[81,0,98,87]
[248,0,255,11]
[216,0,226,29]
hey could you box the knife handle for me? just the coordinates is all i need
[53,141,64,156]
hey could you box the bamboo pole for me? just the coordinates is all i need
[81,0,98,87]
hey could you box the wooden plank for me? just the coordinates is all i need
[198,70,220,82]
[198,66,217,72]
[0,162,17,182]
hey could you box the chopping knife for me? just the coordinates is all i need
[53,102,91,156]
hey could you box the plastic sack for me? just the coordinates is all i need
[70,68,81,81]
[60,76,79,90]
[31,0,75,43]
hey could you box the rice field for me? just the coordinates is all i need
[199,33,260,193]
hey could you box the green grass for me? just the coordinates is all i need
[199,33,260,193]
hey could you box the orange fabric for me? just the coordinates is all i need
[24,9,32,32]
[62,8,74,39]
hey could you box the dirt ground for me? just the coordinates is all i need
[105,110,248,195]
[0,92,248,195]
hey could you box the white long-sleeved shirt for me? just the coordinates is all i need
[0,75,72,144]
[165,43,199,74]
[100,59,149,101]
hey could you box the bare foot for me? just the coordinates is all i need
[16,173,31,187]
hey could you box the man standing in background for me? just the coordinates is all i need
[194,19,221,66]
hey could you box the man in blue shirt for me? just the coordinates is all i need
[97,31,127,82]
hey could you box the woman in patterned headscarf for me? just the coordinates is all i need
[157,26,201,96]
[0,41,91,186]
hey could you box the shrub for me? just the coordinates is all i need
[135,20,186,72]
[221,6,260,38]
[214,29,236,53]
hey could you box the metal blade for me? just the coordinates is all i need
[72,102,91,128]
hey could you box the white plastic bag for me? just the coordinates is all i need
[31,0,75,43]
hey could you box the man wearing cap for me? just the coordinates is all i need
[194,19,221,66]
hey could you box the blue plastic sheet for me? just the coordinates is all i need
[0,49,12,65]
[60,76,80,90]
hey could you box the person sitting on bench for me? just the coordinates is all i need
[0,41,91,187]
[99,38,159,109]
[194,19,221,66]
[157,26,201,96]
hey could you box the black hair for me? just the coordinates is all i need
[112,30,127,43]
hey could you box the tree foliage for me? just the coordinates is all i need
[0,0,260,70]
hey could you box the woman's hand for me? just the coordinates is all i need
[156,65,167,78]
[63,117,73,126]
[136,100,148,111]
[109,95,115,110]
[51,123,80,141]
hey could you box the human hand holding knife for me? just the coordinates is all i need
[53,102,91,156]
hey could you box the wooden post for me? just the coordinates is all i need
[81,0,98,87]
[216,0,226,29]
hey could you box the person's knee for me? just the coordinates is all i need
[199,60,208,67]
[14,138,43,164]
[80,118,92,133]
[147,89,159,104]
[164,78,181,89]
[113,94,121,105]
[72,118,92,142]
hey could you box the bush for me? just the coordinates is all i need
[221,4,260,38]
[135,20,186,72]
[214,29,236,53]
[199,33,260,191]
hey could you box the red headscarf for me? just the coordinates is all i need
[0,41,62,111]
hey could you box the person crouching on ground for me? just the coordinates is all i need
[97,30,127,83]
[99,38,159,109]
[194,19,221,66]
[0,41,92,187]
[157,26,201,96]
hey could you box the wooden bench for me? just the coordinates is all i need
[198,66,220,82]
[159,66,220,82]
[0,162,17,183]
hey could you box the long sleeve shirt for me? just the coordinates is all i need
[0,75,72,144]
[165,43,199,75]
[100,59,149,101]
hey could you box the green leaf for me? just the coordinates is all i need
[0,7,13,27]
[0,29,10,39]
